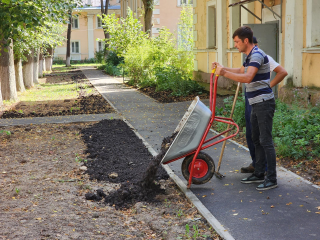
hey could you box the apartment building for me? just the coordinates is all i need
[193,0,320,96]
[120,0,193,39]
[54,0,120,61]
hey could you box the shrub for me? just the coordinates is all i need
[102,63,122,77]
[215,97,320,160]
[106,51,124,66]
[95,50,105,63]
[154,66,204,96]
[272,101,320,159]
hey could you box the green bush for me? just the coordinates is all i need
[102,63,122,76]
[53,56,64,65]
[214,93,246,133]
[215,97,320,160]
[95,50,105,63]
[154,66,204,96]
[106,51,124,66]
[272,101,320,159]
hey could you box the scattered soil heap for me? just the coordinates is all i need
[1,94,114,118]
[103,132,177,209]
[83,119,178,209]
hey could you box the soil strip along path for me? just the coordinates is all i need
[81,67,320,240]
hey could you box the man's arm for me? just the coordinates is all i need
[270,65,288,88]
[217,66,258,83]
[212,62,245,73]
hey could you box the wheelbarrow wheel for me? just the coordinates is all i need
[181,152,215,185]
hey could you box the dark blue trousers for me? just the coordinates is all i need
[245,93,268,171]
[251,98,277,182]
[245,93,256,167]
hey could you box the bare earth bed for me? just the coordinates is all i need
[0,121,219,239]
[1,67,319,239]
[0,68,220,240]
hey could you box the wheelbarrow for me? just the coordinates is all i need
[161,70,240,188]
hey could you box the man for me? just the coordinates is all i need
[241,36,288,174]
[212,26,278,190]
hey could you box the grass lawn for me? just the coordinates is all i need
[52,63,103,68]
[2,66,93,110]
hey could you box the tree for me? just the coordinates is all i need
[142,0,154,36]
[66,9,72,67]
[0,39,17,101]
[101,9,148,57]
[100,0,110,40]
[0,0,81,104]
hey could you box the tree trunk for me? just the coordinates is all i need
[33,48,40,84]
[0,39,18,101]
[66,10,72,67]
[23,50,34,89]
[142,0,153,36]
[14,58,25,92]
[45,48,53,71]
[101,0,110,58]
[0,83,3,110]
[42,56,46,72]
[38,52,44,77]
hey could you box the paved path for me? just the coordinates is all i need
[81,67,320,240]
[1,67,319,240]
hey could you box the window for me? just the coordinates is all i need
[71,41,80,53]
[97,41,105,52]
[72,16,79,29]
[97,16,102,28]
[207,5,216,48]
[306,0,320,47]
[178,0,193,6]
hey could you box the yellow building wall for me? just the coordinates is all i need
[196,53,207,72]
[208,52,216,70]
[194,0,210,50]
[232,52,242,68]
[302,53,320,87]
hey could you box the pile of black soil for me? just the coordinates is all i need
[83,119,178,209]
[81,119,169,183]
[1,94,114,118]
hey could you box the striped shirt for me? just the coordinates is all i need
[243,46,274,105]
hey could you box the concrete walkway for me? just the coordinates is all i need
[1,67,319,240]
[81,67,320,240]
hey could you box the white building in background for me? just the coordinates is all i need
[54,0,120,61]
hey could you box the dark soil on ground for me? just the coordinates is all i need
[0,67,220,239]
[0,120,219,239]
[1,94,114,118]
[1,70,114,119]
[81,119,169,184]
[82,120,177,209]
[139,86,211,103]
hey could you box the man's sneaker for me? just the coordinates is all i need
[256,179,278,191]
[241,164,255,173]
[241,174,264,184]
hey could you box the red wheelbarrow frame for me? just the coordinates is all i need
[162,72,240,188]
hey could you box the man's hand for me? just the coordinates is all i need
[216,66,226,76]
[212,62,223,70]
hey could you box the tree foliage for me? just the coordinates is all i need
[0,0,81,49]
[100,9,148,57]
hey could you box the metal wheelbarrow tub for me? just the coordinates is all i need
[161,96,212,164]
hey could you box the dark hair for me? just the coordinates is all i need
[232,26,253,44]
[253,36,258,44]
